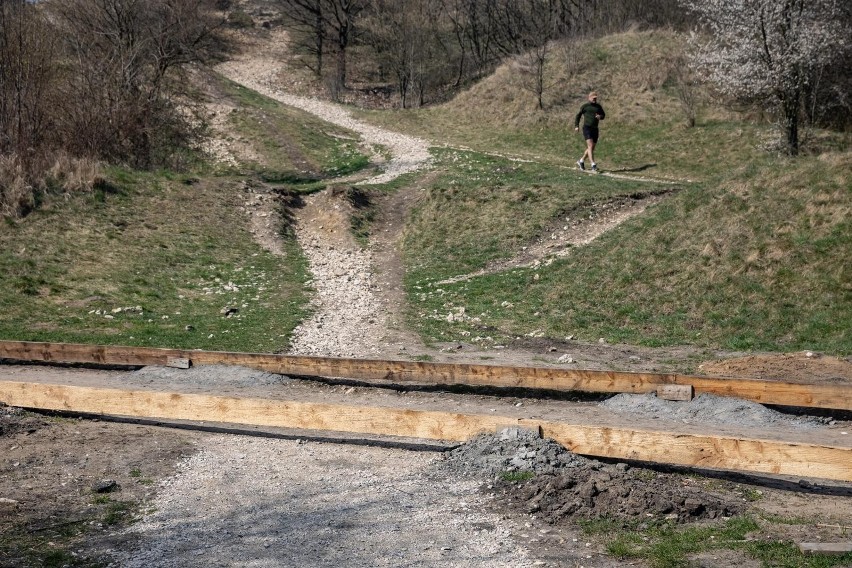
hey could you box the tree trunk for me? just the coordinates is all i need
[782,89,800,156]
[336,46,346,91]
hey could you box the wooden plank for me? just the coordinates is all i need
[0,380,850,482]
[538,422,852,482]
[0,380,514,442]
[657,384,694,401]
[0,340,849,410]
[798,543,852,555]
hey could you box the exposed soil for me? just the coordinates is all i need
[437,190,676,285]
[0,402,197,567]
[698,352,852,384]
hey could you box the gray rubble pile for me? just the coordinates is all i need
[601,392,824,429]
[440,427,591,478]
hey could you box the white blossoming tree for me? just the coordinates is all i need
[679,0,849,155]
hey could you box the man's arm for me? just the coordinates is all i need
[574,105,584,128]
[596,104,605,121]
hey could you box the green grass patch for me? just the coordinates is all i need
[499,470,535,482]
[0,169,311,352]
[403,146,851,355]
[216,75,370,184]
[580,515,852,568]
[404,147,657,281]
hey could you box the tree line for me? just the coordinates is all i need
[280,0,849,155]
[2,0,848,218]
[0,0,224,216]
[280,0,689,108]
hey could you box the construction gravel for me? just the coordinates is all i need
[601,392,826,430]
[106,435,533,568]
[442,427,592,479]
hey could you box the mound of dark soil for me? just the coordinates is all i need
[442,428,746,526]
[502,462,746,525]
[0,404,48,437]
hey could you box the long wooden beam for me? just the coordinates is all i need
[0,380,849,481]
[0,340,849,410]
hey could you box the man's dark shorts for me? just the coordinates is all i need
[582,126,599,143]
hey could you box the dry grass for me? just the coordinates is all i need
[0,155,33,218]
[355,29,756,180]
[0,153,103,218]
[46,153,102,194]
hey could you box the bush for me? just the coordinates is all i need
[0,153,102,218]
[0,0,226,217]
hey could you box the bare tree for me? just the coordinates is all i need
[279,0,365,97]
[279,0,327,76]
[0,1,60,166]
[52,0,224,166]
[363,0,450,107]
[680,0,849,155]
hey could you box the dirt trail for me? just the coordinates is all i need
[438,192,672,285]
[216,29,433,358]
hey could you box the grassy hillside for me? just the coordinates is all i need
[368,30,851,355]
[357,30,787,180]
[0,77,372,351]
[406,152,850,353]
[214,74,370,184]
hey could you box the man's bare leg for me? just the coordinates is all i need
[585,139,596,164]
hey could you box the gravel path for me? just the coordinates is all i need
[217,31,431,357]
[284,190,391,357]
[109,435,533,568]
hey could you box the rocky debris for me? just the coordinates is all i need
[601,393,825,429]
[0,404,46,437]
[92,479,120,494]
[287,207,388,357]
[442,427,746,525]
[507,464,745,524]
[440,427,592,479]
[219,306,239,317]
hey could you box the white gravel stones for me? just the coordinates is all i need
[217,56,432,185]
[288,229,387,357]
[110,435,533,568]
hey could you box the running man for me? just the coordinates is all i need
[574,91,605,172]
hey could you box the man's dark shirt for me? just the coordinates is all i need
[574,102,605,128]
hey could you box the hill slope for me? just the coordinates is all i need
[358,30,852,354]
